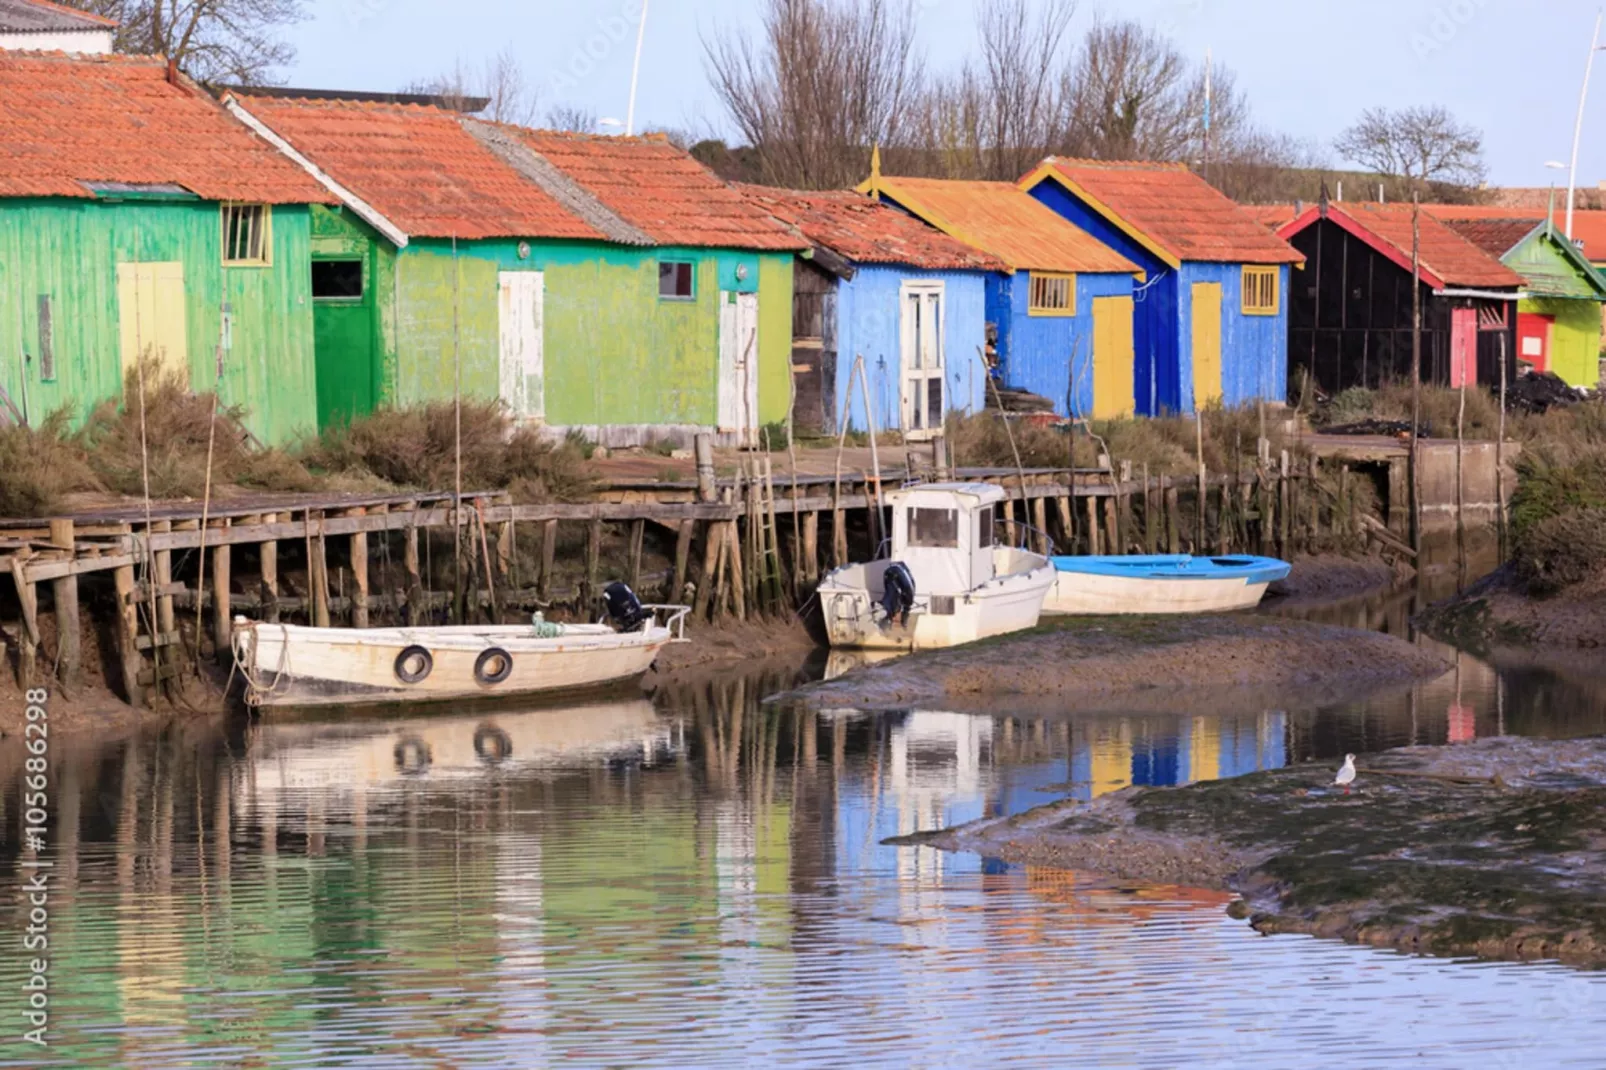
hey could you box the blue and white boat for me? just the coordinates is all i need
[1042,554,1291,616]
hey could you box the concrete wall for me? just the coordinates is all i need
[835,265,987,432]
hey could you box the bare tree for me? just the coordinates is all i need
[911,0,1077,180]
[1063,20,1198,161]
[545,105,599,133]
[404,49,541,123]
[1334,105,1487,189]
[704,0,924,189]
[62,0,304,84]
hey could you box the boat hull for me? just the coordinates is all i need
[234,621,677,709]
[818,554,1056,651]
[1042,555,1290,615]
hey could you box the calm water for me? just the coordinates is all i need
[4,606,1606,1066]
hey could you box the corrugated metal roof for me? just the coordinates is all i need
[0,51,332,204]
[860,175,1140,275]
[1028,159,1305,266]
[737,184,1006,272]
[232,96,603,240]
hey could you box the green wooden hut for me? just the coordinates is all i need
[0,52,331,446]
[227,93,805,445]
[1444,216,1606,388]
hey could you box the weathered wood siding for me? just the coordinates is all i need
[0,197,318,445]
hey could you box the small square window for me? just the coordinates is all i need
[1028,272,1075,316]
[1242,266,1279,315]
[222,203,272,266]
[312,260,364,300]
[659,260,694,299]
[977,508,994,548]
[909,507,959,548]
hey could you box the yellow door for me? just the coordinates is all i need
[1190,281,1223,409]
[1091,295,1135,419]
[117,262,189,383]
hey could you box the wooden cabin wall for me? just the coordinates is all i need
[791,259,837,434]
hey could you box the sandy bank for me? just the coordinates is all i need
[910,736,1606,969]
[778,615,1450,715]
[1420,565,1606,649]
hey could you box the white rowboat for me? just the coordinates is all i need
[233,606,687,709]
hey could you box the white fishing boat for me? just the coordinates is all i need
[817,483,1056,651]
[233,583,688,709]
[1041,554,1291,615]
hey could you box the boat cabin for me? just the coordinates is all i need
[888,482,1007,599]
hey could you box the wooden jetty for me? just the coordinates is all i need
[1,431,1408,707]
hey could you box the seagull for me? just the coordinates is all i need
[1335,754,1357,795]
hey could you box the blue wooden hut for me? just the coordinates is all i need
[859,171,1145,419]
[1020,159,1304,415]
[741,185,1013,435]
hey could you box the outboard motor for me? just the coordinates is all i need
[880,562,917,627]
[603,581,650,633]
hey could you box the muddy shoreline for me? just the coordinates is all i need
[1419,564,1606,650]
[907,736,1606,969]
[778,614,1450,715]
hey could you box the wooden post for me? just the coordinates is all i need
[726,521,747,622]
[310,512,331,629]
[48,520,80,690]
[673,520,694,600]
[802,511,820,583]
[348,507,369,628]
[1257,466,1272,554]
[695,433,717,503]
[1102,495,1119,556]
[584,519,602,610]
[1117,461,1133,554]
[1339,464,1353,543]
[1216,483,1231,554]
[1165,481,1180,554]
[833,496,848,566]
[9,554,40,689]
[1279,450,1292,558]
[1306,456,1320,553]
[1142,464,1156,554]
[695,521,722,620]
[211,519,231,661]
[1388,458,1410,538]
[1085,494,1100,555]
[1003,493,1018,547]
[1054,494,1074,554]
[1031,497,1050,554]
[112,560,143,707]
[629,518,645,591]
[403,518,422,626]
[259,513,280,624]
[539,519,558,602]
[498,518,515,592]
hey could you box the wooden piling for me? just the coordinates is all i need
[259,513,280,624]
[726,521,747,622]
[629,518,645,591]
[211,519,232,661]
[9,555,39,688]
[310,512,331,629]
[403,517,422,625]
[348,507,369,628]
[673,520,694,600]
[1165,481,1180,554]
[802,511,820,583]
[48,520,80,689]
[584,519,602,609]
[1279,450,1292,557]
[1085,494,1100,555]
[539,519,558,602]
[1102,496,1119,556]
[695,521,721,620]
[1031,498,1050,554]
[111,560,142,707]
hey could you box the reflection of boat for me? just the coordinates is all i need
[1042,554,1290,615]
[233,589,688,708]
[823,648,908,681]
[244,699,668,788]
[817,483,1055,650]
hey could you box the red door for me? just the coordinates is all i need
[1450,307,1478,387]
[1516,312,1554,373]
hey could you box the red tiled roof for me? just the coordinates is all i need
[860,176,1139,275]
[1242,203,1299,229]
[1439,217,1541,259]
[233,96,602,240]
[1425,204,1606,265]
[736,185,1006,272]
[1026,159,1304,266]
[0,52,331,204]
[513,129,805,251]
[1279,203,1524,289]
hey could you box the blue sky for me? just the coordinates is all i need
[290,0,1606,188]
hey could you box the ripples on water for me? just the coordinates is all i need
[3,642,1606,1067]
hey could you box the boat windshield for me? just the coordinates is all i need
[908,507,959,548]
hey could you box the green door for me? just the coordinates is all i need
[312,256,377,431]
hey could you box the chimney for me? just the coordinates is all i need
[166,58,179,86]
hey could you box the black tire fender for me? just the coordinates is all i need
[474,647,514,686]
[395,645,433,684]
[474,724,513,762]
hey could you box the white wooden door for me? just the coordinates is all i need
[900,281,945,440]
[117,261,189,383]
[718,291,760,444]
[498,271,544,420]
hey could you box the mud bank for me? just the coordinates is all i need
[1419,565,1606,649]
[0,668,222,741]
[1269,553,1408,604]
[779,615,1450,715]
[909,736,1606,968]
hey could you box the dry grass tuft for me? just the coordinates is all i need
[303,400,594,503]
[0,410,100,517]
